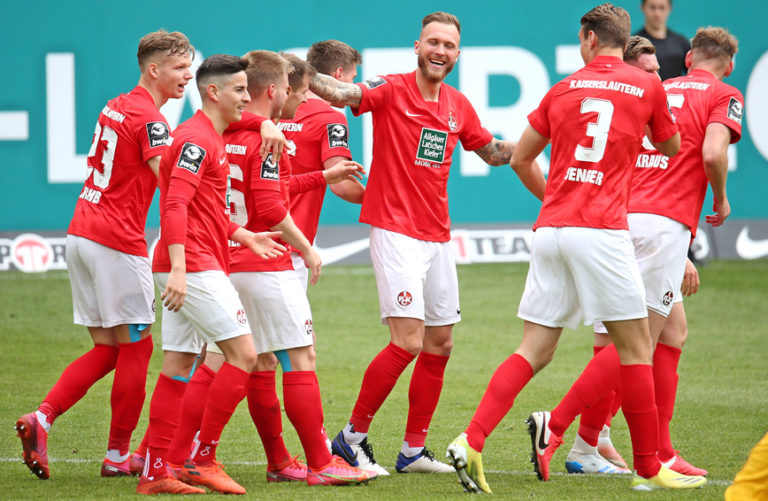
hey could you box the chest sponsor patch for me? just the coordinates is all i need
[260,153,279,180]
[177,142,206,174]
[363,76,386,89]
[727,97,743,125]
[416,127,448,164]
[326,123,349,149]
[146,121,170,148]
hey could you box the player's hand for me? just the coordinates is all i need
[323,161,366,184]
[705,196,730,226]
[680,257,700,296]
[260,120,286,162]
[303,247,323,286]
[245,230,286,259]
[162,269,186,312]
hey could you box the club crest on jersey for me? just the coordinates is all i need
[416,127,448,164]
[363,76,386,89]
[728,97,743,125]
[448,113,457,132]
[397,291,413,307]
[177,142,206,173]
[662,290,674,306]
[260,153,279,180]
[146,121,170,148]
[237,309,247,325]
[326,123,349,149]
[305,319,314,336]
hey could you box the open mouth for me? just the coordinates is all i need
[429,58,446,69]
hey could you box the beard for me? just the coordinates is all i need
[417,52,455,83]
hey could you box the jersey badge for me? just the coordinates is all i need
[326,123,349,149]
[727,97,743,125]
[177,142,206,174]
[448,113,457,132]
[260,153,279,180]
[304,319,314,335]
[363,76,387,89]
[146,121,170,148]
[662,290,674,306]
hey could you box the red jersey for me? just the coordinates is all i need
[628,69,743,236]
[68,86,169,256]
[153,111,232,273]
[225,112,293,272]
[352,71,493,242]
[281,99,353,245]
[529,56,678,231]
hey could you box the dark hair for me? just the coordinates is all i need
[580,3,631,49]
[280,53,317,88]
[307,40,361,76]
[242,50,289,96]
[421,11,461,34]
[624,35,656,62]
[641,0,672,6]
[137,30,194,71]
[196,54,248,95]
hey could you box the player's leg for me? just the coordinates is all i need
[165,352,210,468]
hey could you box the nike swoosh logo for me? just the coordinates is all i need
[405,110,422,117]
[315,238,370,264]
[736,226,768,259]
[219,157,226,165]
[536,415,549,453]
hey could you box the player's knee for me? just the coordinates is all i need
[398,337,424,356]
[256,352,279,371]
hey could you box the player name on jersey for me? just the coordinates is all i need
[226,143,247,155]
[663,81,711,91]
[278,122,303,132]
[100,105,125,123]
[569,79,645,98]
[636,152,669,169]
[564,166,604,186]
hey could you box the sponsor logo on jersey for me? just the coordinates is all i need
[326,123,349,149]
[260,153,279,180]
[146,121,170,148]
[661,290,674,306]
[397,291,413,307]
[448,113,457,132]
[416,127,448,164]
[363,76,386,89]
[177,142,206,174]
[304,319,314,335]
[727,97,743,125]
[236,309,247,325]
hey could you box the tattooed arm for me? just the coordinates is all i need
[473,138,516,166]
[309,73,362,108]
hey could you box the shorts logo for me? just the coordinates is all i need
[260,153,279,180]
[146,121,170,147]
[305,319,314,335]
[397,291,413,307]
[236,309,247,325]
[177,142,206,174]
[727,97,743,125]
[152,298,156,313]
[326,123,349,149]
[448,113,457,132]
[363,76,387,89]
[416,127,448,164]
[661,290,674,306]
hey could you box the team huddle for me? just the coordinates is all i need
[14,2,745,496]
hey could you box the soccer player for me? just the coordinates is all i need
[284,39,365,288]
[551,28,743,478]
[445,4,707,493]
[308,12,520,475]
[15,30,193,480]
[725,430,768,501]
[136,54,285,495]
[635,0,691,81]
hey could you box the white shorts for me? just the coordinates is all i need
[154,270,250,354]
[66,235,155,328]
[518,227,647,330]
[291,251,309,292]
[370,226,461,326]
[226,271,314,354]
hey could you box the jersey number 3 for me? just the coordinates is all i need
[86,122,118,188]
[574,98,614,163]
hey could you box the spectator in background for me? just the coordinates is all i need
[635,0,690,81]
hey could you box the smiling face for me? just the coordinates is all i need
[415,21,460,83]
[217,71,251,124]
[153,53,193,100]
[281,73,309,120]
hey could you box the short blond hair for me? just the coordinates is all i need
[307,40,361,76]
[691,26,738,64]
[137,30,194,71]
[242,50,290,96]
[624,35,656,62]
[580,3,631,49]
[421,11,461,34]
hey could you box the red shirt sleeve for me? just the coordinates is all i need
[161,176,197,245]
[647,77,678,143]
[226,112,267,132]
[458,95,494,151]
[290,170,326,195]
[710,87,743,143]
[248,153,288,228]
[319,112,353,162]
[137,114,171,163]
[528,86,555,138]
[351,75,392,116]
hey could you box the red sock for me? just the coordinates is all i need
[464,353,533,452]
[283,371,332,469]
[549,344,620,437]
[135,426,149,456]
[349,343,415,433]
[577,345,616,446]
[192,363,248,465]
[167,364,215,465]
[146,374,187,478]
[653,343,681,462]
[108,335,153,455]
[39,344,119,424]
[606,385,622,427]
[621,364,660,478]
[247,371,290,468]
[405,352,449,448]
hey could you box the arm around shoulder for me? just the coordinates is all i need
[309,74,362,108]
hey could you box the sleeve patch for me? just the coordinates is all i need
[326,123,349,149]
[727,97,743,125]
[146,121,170,147]
[362,76,387,89]
[176,142,206,174]
[260,153,279,180]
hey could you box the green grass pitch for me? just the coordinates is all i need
[1,260,766,499]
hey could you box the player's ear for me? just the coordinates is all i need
[207,83,218,102]
[147,62,159,79]
[724,59,734,77]
[333,67,343,80]
[414,40,420,55]
[685,50,692,69]
[267,83,275,99]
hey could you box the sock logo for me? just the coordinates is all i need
[200,446,210,457]
[154,458,163,469]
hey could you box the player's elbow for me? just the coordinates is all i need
[656,133,681,157]
[701,144,726,170]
